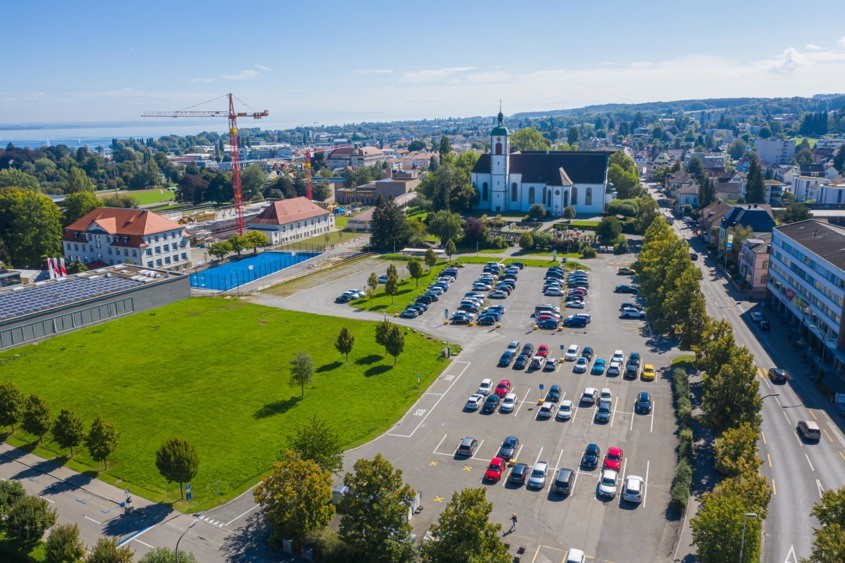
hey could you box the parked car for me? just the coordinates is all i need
[509,463,529,485]
[538,317,560,330]
[566,548,586,563]
[545,384,562,403]
[400,308,420,319]
[529,356,544,371]
[623,475,645,504]
[564,344,580,361]
[545,287,565,297]
[457,437,478,457]
[484,457,507,482]
[464,394,484,411]
[482,393,501,413]
[621,307,646,319]
[581,387,598,405]
[489,290,508,299]
[553,468,575,496]
[335,294,353,303]
[573,357,588,373]
[477,314,499,326]
[528,461,549,489]
[591,358,606,375]
[614,284,639,294]
[498,435,520,460]
[495,379,512,397]
[543,357,558,371]
[498,351,515,367]
[537,401,556,419]
[500,393,518,413]
[581,346,594,360]
[642,364,655,381]
[513,353,530,369]
[564,316,588,328]
[566,300,586,309]
[477,378,493,395]
[603,446,623,471]
[581,443,601,469]
[617,267,635,275]
[635,392,653,414]
[506,340,520,353]
[537,344,549,357]
[594,401,611,423]
[598,469,618,499]
[607,360,621,377]
[556,400,573,421]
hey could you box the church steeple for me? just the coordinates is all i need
[491,103,508,137]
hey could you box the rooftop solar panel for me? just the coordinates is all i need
[0,276,145,321]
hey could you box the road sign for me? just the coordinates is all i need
[560,344,565,350]
[186,492,192,501]
[185,483,191,492]
[539,383,544,390]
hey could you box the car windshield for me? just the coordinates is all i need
[531,468,544,477]
[505,437,516,446]
[602,475,615,485]
[608,452,620,460]
[488,462,499,470]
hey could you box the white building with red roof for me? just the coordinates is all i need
[247,197,335,245]
[62,208,191,270]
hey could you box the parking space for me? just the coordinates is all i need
[326,256,682,562]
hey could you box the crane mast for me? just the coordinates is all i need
[142,94,269,235]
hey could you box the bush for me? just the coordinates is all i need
[6,495,56,546]
[677,397,692,428]
[670,460,693,512]
[580,244,597,259]
[45,523,85,563]
[490,236,508,249]
[679,427,694,463]
[606,198,639,217]
[613,240,629,254]
[314,528,355,563]
[619,217,638,234]
[672,368,690,398]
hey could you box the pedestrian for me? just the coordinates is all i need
[510,512,517,532]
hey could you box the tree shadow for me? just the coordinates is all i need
[222,510,276,562]
[316,361,342,373]
[254,396,302,419]
[370,304,388,311]
[103,503,173,537]
[356,354,381,366]
[365,364,393,377]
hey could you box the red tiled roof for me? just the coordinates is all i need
[62,208,183,242]
[248,197,330,226]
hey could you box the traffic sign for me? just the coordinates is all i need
[560,344,565,350]
[185,483,191,491]
[186,492,192,501]
[539,383,544,390]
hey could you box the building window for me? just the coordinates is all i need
[147,261,153,267]
[482,183,488,201]
[156,259,162,266]
[182,253,188,261]
[165,257,171,265]
[132,250,137,256]
[511,183,518,201]
[528,186,535,204]
[571,187,578,205]
[155,247,161,254]
[107,248,112,255]
[164,244,170,252]
[123,249,129,256]
[585,187,592,205]
[495,142,502,155]
[146,248,152,256]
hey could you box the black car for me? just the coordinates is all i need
[582,346,594,360]
[563,316,588,328]
[335,294,353,303]
[521,343,535,356]
[759,320,771,331]
[499,435,520,460]
[481,393,501,413]
[635,392,653,414]
[510,261,525,270]
[581,443,601,469]
[768,368,789,384]
[424,292,439,302]
[624,364,639,380]
[627,352,641,367]
[594,402,611,423]
[513,353,530,369]
[529,357,543,371]
[416,294,434,305]
[615,284,639,294]
[413,300,429,311]
[545,384,562,403]
[498,351,515,367]
[477,314,498,326]
[509,462,529,485]
[400,308,420,319]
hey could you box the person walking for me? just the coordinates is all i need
[509,513,517,532]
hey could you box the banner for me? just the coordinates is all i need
[726,233,734,251]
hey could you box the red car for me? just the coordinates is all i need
[604,446,623,471]
[485,457,507,482]
[495,379,512,397]
[537,344,549,357]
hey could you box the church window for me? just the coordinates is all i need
[482,183,488,201]
[586,187,593,205]
[495,142,502,155]
[528,186,535,204]
[511,183,518,201]
[564,191,569,208]
[571,187,578,205]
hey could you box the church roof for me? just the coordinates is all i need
[472,151,612,185]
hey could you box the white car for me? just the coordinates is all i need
[537,401,556,419]
[607,360,622,377]
[623,475,645,504]
[528,461,549,489]
[545,287,565,297]
[600,388,612,403]
[566,549,586,563]
[465,394,484,411]
[506,340,520,353]
[611,350,624,363]
[599,469,618,499]
[565,300,585,309]
[500,393,518,413]
[477,378,493,396]
[564,344,580,361]
[621,307,645,319]
[581,387,598,405]
[556,399,573,421]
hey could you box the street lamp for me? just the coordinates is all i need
[739,512,757,562]
[175,518,198,563]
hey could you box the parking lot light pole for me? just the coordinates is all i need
[175,519,198,563]
[739,512,757,562]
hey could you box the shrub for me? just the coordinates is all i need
[607,198,639,217]
[679,427,694,463]
[677,397,692,428]
[672,368,690,398]
[580,244,597,259]
[670,460,693,512]
[613,240,629,254]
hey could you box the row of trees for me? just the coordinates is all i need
[207,231,270,260]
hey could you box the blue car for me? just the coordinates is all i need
[498,351,515,366]
[591,358,606,375]
[538,318,559,330]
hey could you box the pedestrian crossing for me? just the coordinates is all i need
[198,514,228,529]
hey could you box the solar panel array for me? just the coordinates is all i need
[0,276,144,321]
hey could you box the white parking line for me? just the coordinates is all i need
[571,404,579,423]
[388,360,471,438]
[470,439,485,460]
[805,453,816,472]
[514,389,531,417]
[553,449,565,475]
[610,399,618,427]
[650,404,655,433]
[630,408,635,431]
[40,496,55,504]
[534,447,544,466]
[433,434,448,455]
[134,539,154,549]
[643,460,650,508]
[84,516,102,525]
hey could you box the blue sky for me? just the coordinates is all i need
[2,0,845,128]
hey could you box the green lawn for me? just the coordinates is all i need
[335,216,349,229]
[96,188,175,205]
[671,354,695,366]
[350,262,450,313]
[453,255,590,270]
[0,299,452,511]
[567,219,600,228]
[278,229,364,250]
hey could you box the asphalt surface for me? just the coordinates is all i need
[250,253,686,562]
[660,193,845,563]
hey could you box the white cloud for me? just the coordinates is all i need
[254,64,273,72]
[839,36,845,47]
[355,69,394,75]
[402,66,476,83]
[221,69,260,80]
[760,47,808,73]
[191,77,214,83]
[805,44,821,50]
[465,70,511,83]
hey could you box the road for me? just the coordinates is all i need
[657,189,845,563]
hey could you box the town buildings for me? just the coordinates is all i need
[247,197,335,245]
[738,234,771,295]
[756,138,796,165]
[335,170,420,205]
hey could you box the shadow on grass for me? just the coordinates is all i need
[365,364,393,377]
[254,396,302,419]
[370,304,388,311]
[316,361,342,373]
[356,354,381,365]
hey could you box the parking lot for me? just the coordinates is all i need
[270,255,684,561]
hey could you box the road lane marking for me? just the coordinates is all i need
[514,389,531,417]
[782,410,791,425]
[775,395,782,406]
[785,544,797,563]
[794,432,804,448]
[772,478,777,495]
[84,516,102,525]
[761,431,767,445]
[650,404,655,433]
[809,410,818,421]
[839,451,845,462]
[224,504,259,527]
[805,453,816,472]
[767,453,772,468]
[643,460,650,508]
[388,360,471,438]
[817,479,824,497]
[823,429,833,443]
[40,496,55,504]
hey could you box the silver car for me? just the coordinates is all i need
[537,401,556,419]
[598,469,618,498]
[623,475,644,504]
[528,461,549,489]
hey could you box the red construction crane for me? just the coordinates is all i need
[142,93,269,235]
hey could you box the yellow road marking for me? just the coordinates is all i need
[839,451,845,462]
[772,478,777,495]
[757,367,765,379]
[463,465,472,471]
[824,429,833,442]
[767,453,772,468]
[809,410,818,421]
[429,460,438,467]
[761,431,767,445]
[433,496,443,502]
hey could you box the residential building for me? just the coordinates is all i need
[738,234,771,295]
[673,183,700,211]
[326,146,386,169]
[714,182,743,202]
[247,197,335,245]
[401,151,438,171]
[767,220,845,375]
[665,171,695,195]
[471,111,614,217]
[335,170,420,205]
[793,175,829,202]
[756,138,796,165]
[62,208,191,270]
[698,200,733,247]
[765,180,788,206]
[718,204,776,251]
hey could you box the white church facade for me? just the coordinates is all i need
[471,112,615,216]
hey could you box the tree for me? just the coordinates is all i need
[86,416,119,469]
[244,230,269,253]
[528,203,547,221]
[138,547,198,563]
[367,272,379,301]
[177,174,208,204]
[287,416,343,474]
[715,473,771,519]
[596,216,622,247]
[0,480,26,516]
[155,437,199,500]
[63,190,100,225]
[370,197,410,251]
[45,522,85,563]
[22,394,51,443]
[288,351,314,398]
[420,488,509,563]
[335,327,355,361]
[567,126,580,146]
[385,270,399,304]
[745,157,765,204]
[375,320,392,354]
[698,177,716,208]
[228,234,247,255]
[444,239,457,261]
[340,454,416,563]
[439,135,452,158]
[407,257,424,287]
[428,210,463,244]
[6,495,57,546]
[807,523,845,563]
[518,232,533,250]
[608,152,641,199]
[563,205,576,220]
[702,348,763,434]
[0,187,63,268]
[239,165,266,201]
[53,408,85,457]
[86,537,134,563]
[634,194,660,234]
[424,248,437,272]
[691,485,761,563]
[780,201,812,224]
[65,167,94,194]
[835,146,845,175]
[0,380,23,431]
[0,168,40,192]
[208,241,232,260]
[510,128,550,152]
[813,486,845,528]
[462,217,487,248]
[664,267,708,350]
[255,450,335,548]
[385,325,405,365]
[728,139,748,160]
[715,423,762,477]
[408,140,426,152]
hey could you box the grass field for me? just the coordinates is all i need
[335,216,349,229]
[96,188,175,205]
[0,299,452,511]
[566,219,600,228]
[278,229,364,250]
[351,261,450,313]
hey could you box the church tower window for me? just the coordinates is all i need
[571,187,578,205]
[586,187,593,205]
[511,183,518,202]
[482,183,489,201]
[495,142,502,155]
[528,186,535,204]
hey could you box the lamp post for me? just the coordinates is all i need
[739,512,757,562]
[175,519,198,563]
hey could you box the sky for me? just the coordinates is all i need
[2,0,845,130]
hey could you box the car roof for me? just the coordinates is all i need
[533,461,548,469]
[497,379,510,385]
[586,443,599,452]
[504,393,517,401]
[480,378,492,383]
[561,399,572,407]
[608,446,622,456]
[460,436,476,444]
[556,467,574,478]
[585,387,597,393]
[644,364,655,369]
[602,469,617,478]
[490,456,504,464]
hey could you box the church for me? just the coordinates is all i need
[470,111,616,217]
